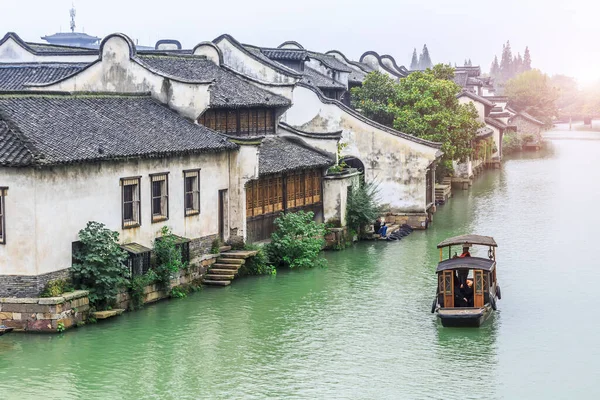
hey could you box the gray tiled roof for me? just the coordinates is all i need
[485,117,508,130]
[136,55,291,108]
[0,63,88,90]
[453,71,469,87]
[302,66,346,90]
[260,48,308,61]
[308,51,353,73]
[457,90,495,107]
[0,93,236,167]
[259,136,334,175]
[243,46,301,76]
[26,42,97,53]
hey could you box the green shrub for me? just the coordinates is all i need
[128,270,157,311]
[266,211,327,269]
[154,226,187,290]
[502,131,524,154]
[71,222,129,310]
[346,181,382,235]
[238,244,275,276]
[210,238,222,254]
[170,286,188,299]
[40,279,74,298]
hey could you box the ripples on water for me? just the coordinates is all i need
[1,128,600,399]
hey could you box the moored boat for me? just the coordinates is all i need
[0,325,14,336]
[431,234,501,327]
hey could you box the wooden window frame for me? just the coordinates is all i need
[150,173,169,223]
[121,177,142,229]
[198,108,276,136]
[184,169,201,216]
[0,187,7,244]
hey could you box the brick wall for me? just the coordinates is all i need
[0,268,71,298]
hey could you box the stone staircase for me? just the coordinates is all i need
[201,246,259,287]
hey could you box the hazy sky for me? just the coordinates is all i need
[2,0,599,84]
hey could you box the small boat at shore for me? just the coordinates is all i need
[431,234,501,327]
[0,325,14,336]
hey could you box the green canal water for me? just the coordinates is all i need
[1,126,599,399]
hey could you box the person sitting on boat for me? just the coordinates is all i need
[460,279,474,307]
[373,217,388,238]
[458,246,471,258]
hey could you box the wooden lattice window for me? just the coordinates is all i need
[265,110,275,134]
[150,173,169,222]
[184,169,200,216]
[215,110,227,132]
[226,110,238,134]
[240,109,249,133]
[0,187,7,244]
[121,177,141,228]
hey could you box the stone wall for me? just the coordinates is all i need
[0,268,71,298]
[190,234,219,262]
[0,290,89,332]
[115,255,217,310]
[386,212,431,230]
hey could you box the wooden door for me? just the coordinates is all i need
[218,189,228,242]
[441,271,454,308]
[474,269,485,307]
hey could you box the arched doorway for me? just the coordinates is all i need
[340,156,365,172]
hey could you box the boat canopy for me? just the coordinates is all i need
[437,234,498,248]
[436,257,496,272]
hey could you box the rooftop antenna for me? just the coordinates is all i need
[69,4,76,33]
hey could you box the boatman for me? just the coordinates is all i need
[459,246,471,258]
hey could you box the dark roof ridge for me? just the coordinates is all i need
[307,51,353,73]
[359,51,406,78]
[155,39,182,50]
[380,54,409,75]
[0,90,152,98]
[485,117,508,130]
[138,53,208,60]
[1,32,98,56]
[277,41,304,49]
[296,81,442,150]
[276,135,335,159]
[325,50,374,73]
[515,111,545,126]
[303,65,344,85]
[213,34,303,78]
[0,61,89,67]
[279,121,343,139]
[457,90,495,107]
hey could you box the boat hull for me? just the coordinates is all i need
[437,307,492,327]
[0,326,14,336]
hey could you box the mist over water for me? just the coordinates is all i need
[0,126,599,399]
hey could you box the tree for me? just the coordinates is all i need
[490,55,500,78]
[523,46,532,71]
[410,48,419,70]
[351,66,483,174]
[505,69,558,126]
[468,59,472,66]
[500,41,513,82]
[419,44,433,70]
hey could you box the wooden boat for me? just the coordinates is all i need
[0,325,14,336]
[431,234,501,327]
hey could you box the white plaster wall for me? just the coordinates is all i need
[285,86,439,213]
[278,126,339,156]
[323,172,361,226]
[488,125,502,158]
[0,37,98,63]
[1,152,236,276]
[458,96,485,123]
[215,38,297,85]
[361,54,397,80]
[32,36,211,120]
[0,168,37,275]
[228,143,260,240]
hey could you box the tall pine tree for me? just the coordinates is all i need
[419,44,432,70]
[490,55,500,78]
[523,46,532,71]
[468,59,472,66]
[500,41,513,82]
[410,48,419,70]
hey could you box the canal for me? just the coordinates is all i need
[1,126,599,399]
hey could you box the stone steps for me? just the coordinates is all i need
[92,309,125,320]
[202,249,258,287]
[201,280,231,286]
[209,268,239,275]
[204,273,235,281]
[211,263,240,270]
[219,245,232,252]
[218,258,245,265]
